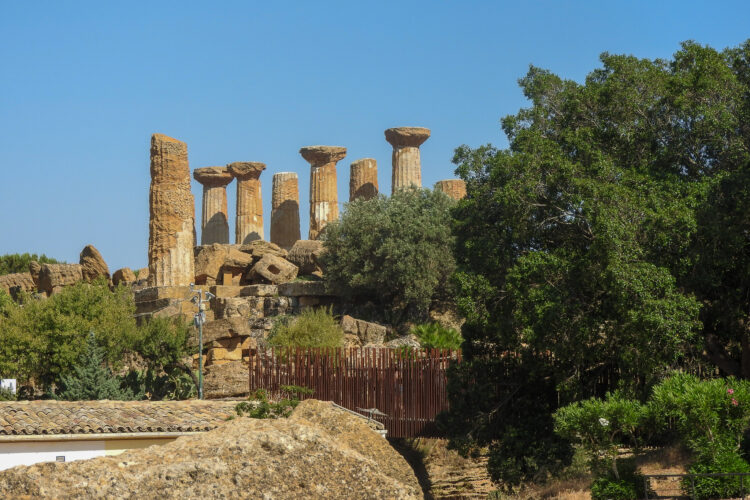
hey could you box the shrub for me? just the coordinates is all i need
[235,386,313,419]
[58,332,137,401]
[411,322,463,350]
[322,187,456,325]
[0,253,61,276]
[684,448,750,500]
[267,308,344,348]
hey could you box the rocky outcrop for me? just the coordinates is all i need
[79,244,109,282]
[37,263,83,296]
[0,400,421,499]
[148,133,196,287]
[287,239,325,276]
[112,267,137,287]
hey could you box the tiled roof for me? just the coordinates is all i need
[0,400,238,436]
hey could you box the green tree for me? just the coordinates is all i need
[445,40,750,485]
[0,253,61,276]
[0,279,137,389]
[58,332,137,401]
[322,187,456,325]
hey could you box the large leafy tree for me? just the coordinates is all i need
[446,40,750,485]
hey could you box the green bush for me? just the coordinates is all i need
[591,477,637,500]
[0,387,15,401]
[0,280,138,389]
[322,187,456,325]
[685,448,750,500]
[411,322,463,350]
[235,386,313,419]
[0,253,61,276]
[58,332,137,401]
[267,308,344,348]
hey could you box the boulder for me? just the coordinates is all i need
[0,400,422,499]
[195,317,253,344]
[239,239,288,259]
[37,263,83,296]
[287,239,325,276]
[79,244,110,282]
[248,253,298,285]
[0,272,35,296]
[277,280,329,297]
[341,315,387,345]
[112,267,137,286]
[193,244,230,284]
[221,248,255,273]
[212,297,265,320]
[386,334,422,349]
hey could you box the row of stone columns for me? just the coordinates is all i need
[148,129,466,286]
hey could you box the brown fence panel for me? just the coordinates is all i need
[248,347,461,438]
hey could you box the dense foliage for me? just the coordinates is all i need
[58,332,137,401]
[411,322,463,350]
[0,253,61,276]
[267,308,344,348]
[322,188,456,325]
[235,386,313,419]
[445,39,750,486]
[0,280,138,389]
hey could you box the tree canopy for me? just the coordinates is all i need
[445,39,750,485]
[0,253,61,276]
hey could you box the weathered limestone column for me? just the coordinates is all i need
[193,166,233,244]
[300,145,346,240]
[385,127,431,194]
[228,162,266,244]
[434,179,467,200]
[148,133,196,287]
[270,172,301,250]
[349,158,378,201]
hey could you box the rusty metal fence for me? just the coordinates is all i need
[248,347,462,438]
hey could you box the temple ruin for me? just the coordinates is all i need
[385,127,430,193]
[193,166,233,244]
[270,172,301,250]
[349,158,378,201]
[300,145,346,240]
[228,162,266,244]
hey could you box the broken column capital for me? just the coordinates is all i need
[299,146,347,167]
[384,127,431,148]
[228,162,266,180]
[193,166,233,186]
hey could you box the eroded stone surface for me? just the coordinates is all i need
[287,240,325,276]
[341,315,387,345]
[350,158,379,201]
[0,272,34,296]
[238,240,287,260]
[385,126,430,193]
[37,264,83,296]
[112,268,136,287]
[249,253,298,285]
[194,166,233,245]
[148,134,196,287]
[79,244,109,282]
[228,161,266,244]
[270,172,301,250]
[300,146,346,240]
[434,179,467,200]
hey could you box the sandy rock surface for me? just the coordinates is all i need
[0,399,421,499]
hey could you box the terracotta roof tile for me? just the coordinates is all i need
[0,400,237,436]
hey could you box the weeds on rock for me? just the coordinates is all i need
[235,385,313,419]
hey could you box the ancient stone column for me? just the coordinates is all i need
[434,179,467,200]
[385,127,431,194]
[349,158,378,201]
[193,166,233,244]
[300,146,346,240]
[228,162,266,244]
[271,172,301,250]
[148,133,196,287]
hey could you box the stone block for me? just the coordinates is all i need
[277,281,329,297]
[194,243,230,284]
[212,297,264,320]
[249,254,298,285]
[264,296,292,317]
[135,286,192,303]
[209,285,243,298]
[240,284,278,297]
[195,317,253,344]
[112,267,136,286]
[287,240,325,276]
[239,240,288,259]
[79,244,110,282]
[37,263,83,296]
[340,315,387,345]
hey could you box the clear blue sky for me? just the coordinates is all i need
[1,1,748,271]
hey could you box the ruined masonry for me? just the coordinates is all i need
[300,145,346,240]
[148,134,196,287]
[228,162,266,244]
[385,126,430,194]
[349,158,378,201]
[270,172,301,250]
[434,179,467,200]
[193,166,233,244]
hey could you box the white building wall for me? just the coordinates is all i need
[0,440,105,470]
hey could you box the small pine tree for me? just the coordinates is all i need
[58,332,136,401]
